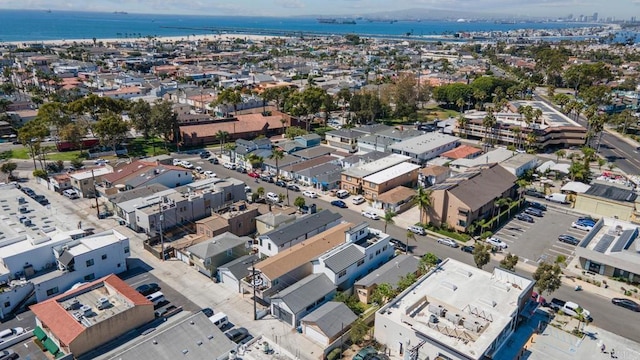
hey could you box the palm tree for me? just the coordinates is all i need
[457,114,469,139]
[512,126,522,150]
[413,186,432,225]
[606,163,616,172]
[405,230,416,255]
[555,149,566,162]
[456,97,466,113]
[216,130,229,155]
[533,108,543,126]
[482,109,497,147]
[383,210,397,233]
[269,147,288,204]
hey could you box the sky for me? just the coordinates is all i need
[0,0,633,19]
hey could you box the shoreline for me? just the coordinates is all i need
[4,34,289,46]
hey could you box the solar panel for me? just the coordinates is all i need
[594,234,615,253]
[611,230,635,252]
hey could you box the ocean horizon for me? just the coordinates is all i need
[0,9,591,42]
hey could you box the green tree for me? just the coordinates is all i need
[499,253,519,271]
[413,186,432,225]
[18,119,49,169]
[37,102,71,135]
[129,99,153,139]
[294,196,306,209]
[370,283,394,305]
[419,252,440,273]
[216,130,229,154]
[284,126,307,139]
[70,157,85,169]
[405,230,415,255]
[349,318,368,345]
[532,262,563,297]
[473,243,491,269]
[256,187,265,198]
[93,113,129,153]
[215,88,242,117]
[383,210,396,233]
[150,100,179,151]
[0,161,17,180]
[397,273,417,293]
[555,149,566,162]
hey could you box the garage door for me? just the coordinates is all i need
[304,324,328,345]
[273,304,293,325]
[220,271,239,292]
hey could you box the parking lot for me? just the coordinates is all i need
[492,205,588,264]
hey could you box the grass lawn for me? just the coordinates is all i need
[7,147,85,161]
[419,105,460,121]
[127,138,171,157]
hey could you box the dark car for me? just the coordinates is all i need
[236,166,247,174]
[558,234,580,245]
[21,187,36,197]
[389,238,408,252]
[136,283,160,296]
[331,200,348,208]
[201,308,214,317]
[208,158,219,164]
[275,180,287,187]
[260,174,274,183]
[524,207,544,217]
[515,213,534,223]
[524,189,546,198]
[611,298,640,312]
[225,327,251,344]
[527,201,547,211]
[287,184,301,192]
[0,350,18,360]
[33,194,49,205]
[199,151,211,159]
[460,245,475,253]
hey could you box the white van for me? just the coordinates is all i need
[63,189,80,199]
[146,291,165,306]
[352,195,365,205]
[336,189,350,199]
[208,312,229,329]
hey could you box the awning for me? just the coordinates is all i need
[44,338,60,355]
[33,326,47,341]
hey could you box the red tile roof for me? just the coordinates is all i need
[179,112,289,138]
[102,161,184,185]
[29,274,151,345]
[440,145,482,160]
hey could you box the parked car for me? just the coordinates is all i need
[180,161,194,169]
[0,349,18,360]
[575,218,596,226]
[389,238,408,252]
[515,213,534,223]
[203,170,216,178]
[266,192,280,202]
[331,200,348,208]
[33,195,49,206]
[201,308,214,317]
[460,245,475,253]
[527,201,547,211]
[524,207,544,217]
[571,221,593,231]
[136,283,160,296]
[236,166,247,174]
[351,195,365,205]
[248,172,260,178]
[199,151,211,159]
[558,234,580,245]
[21,187,35,197]
[486,237,508,249]
[260,173,274,182]
[336,189,350,199]
[223,162,236,170]
[437,238,459,248]
[94,158,110,165]
[0,327,24,343]
[208,158,219,164]
[524,188,545,198]
[407,225,426,235]
[225,327,252,344]
[362,210,379,220]
[611,298,640,312]
[303,190,318,198]
[275,180,287,187]
[195,166,203,173]
[287,184,301,192]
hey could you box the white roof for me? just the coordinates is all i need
[363,162,420,184]
[70,167,113,180]
[450,148,514,169]
[343,154,410,178]
[561,181,591,193]
[389,133,459,154]
[551,163,571,174]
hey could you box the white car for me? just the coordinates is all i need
[486,237,508,249]
[172,158,182,166]
[0,327,24,342]
[407,225,426,235]
[571,222,593,231]
[180,161,194,169]
[223,162,236,170]
[94,158,110,165]
[266,192,280,202]
[437,238,459,248]
[203,170,216,178]
[303,190,318,198]
[351,195,365,205]
[362,211,379,220]
[195,166,203,173]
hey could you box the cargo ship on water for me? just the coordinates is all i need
[317,18,356,24]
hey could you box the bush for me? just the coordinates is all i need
[32,169,48,179]
[326,348,342,360]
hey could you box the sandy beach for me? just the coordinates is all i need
[6,33,291,46]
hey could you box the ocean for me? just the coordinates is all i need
[0,9,589,42]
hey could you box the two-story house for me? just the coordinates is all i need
[388,133,460,165]
[185,232,251,279]
[312,222,394,291]
[256,210,342,257]
[341,154,410,196]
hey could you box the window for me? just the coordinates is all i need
[124,246,130,254]
[268,243,271,251]
[338,270,347,278]
[369,254,373,260]
[375,249,381,255]
[458,220,467,227]
[46,287,59,296]
[4,301,10,308]
[357,259,365,267]
[226,249,233,256]
[101,254,107,260]
[84,273,95,281]
[346,176,352,181]
[86,259,94,267]
[382,245,387,251]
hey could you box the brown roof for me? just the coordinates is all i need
[447,164,517,211]
[375,186,416,204]
[196,215,229,231]
[256,222,352,280]
[102,161,184,184]
[29,274,151,345]
[440,145,482,159]
[179,112,290,137]
[419,165,450,177]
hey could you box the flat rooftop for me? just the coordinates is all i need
[342,154,410,179]
[388,133,459,153]
[378,258,532,359]
[465,101,583,131]
[363,162,420,185]
[60,281,134,327]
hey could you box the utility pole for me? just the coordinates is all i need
[158,197,165,261]
[91,169,99,217]
[244,258,258,320]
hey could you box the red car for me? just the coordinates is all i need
[248,172,260,178]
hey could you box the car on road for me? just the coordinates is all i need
[524,207,544,217]
[287,184,301,192]
[225,327,252,344]
[362,210,379,220]
[201,308,214,317]
[248,171,260,178]
[136,283,160,296]
[351,195,365,205]
[460,245,475,253]
[0,327,24,343]
[199,151,211,159]
[524,189,546,198]
[331,200,348,208]
[180,161,194,169]
[486,237,508,249]
[0,349,18,360]
[389,238,408,252]
[407,225,426,235]
[260,174,274,183]
[437,238,459,248]
[515,213,534,223]
[203,171,216,178]
[223,162,236,170]
[611,298,640,312]
[236,166,247,174]
[571,221,593,231]
[94,158,110,165]
[527,201,547,211]
[208,158,219,164]
[195,166,203,173]
[266,192,280,202]
[303,190,318,198]
[275,180,287,187]
[558,234,580,245]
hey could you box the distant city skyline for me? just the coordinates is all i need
[0,0,635,19]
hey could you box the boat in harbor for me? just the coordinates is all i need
[317,18,356,25]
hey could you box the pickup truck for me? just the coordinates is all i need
[549,298,592,321]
